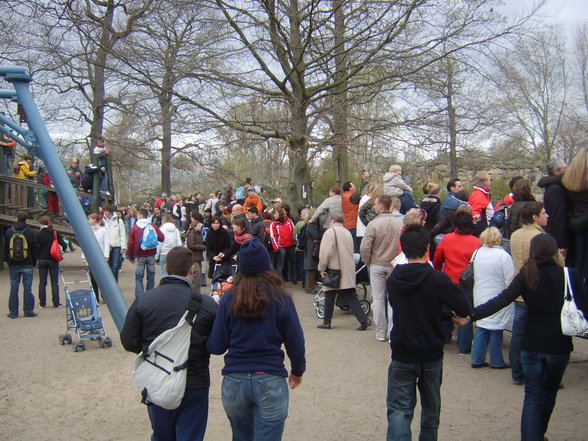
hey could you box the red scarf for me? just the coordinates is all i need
[234,230,253,244]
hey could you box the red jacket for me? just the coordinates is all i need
[342,190,360,229]
[270,219,295,251]
[468,186,493,220]
[433,232,481,284]
[127,221,164,261]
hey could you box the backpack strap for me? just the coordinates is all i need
[174,294,203,371]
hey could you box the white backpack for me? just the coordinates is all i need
[132,300,200,410]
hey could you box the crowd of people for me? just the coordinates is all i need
[5,147,588,440]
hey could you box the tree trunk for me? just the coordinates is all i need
[446,65,457,179]
[332,0,348,186]
[160,90,173,195]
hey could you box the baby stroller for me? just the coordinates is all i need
[58,268,112,352]
[210,262,238,303]
[313,255,371,319]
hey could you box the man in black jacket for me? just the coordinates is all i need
[120,246,218,441]
[5,211,38,318]
[245,205,266,242]
[385,225,470,441]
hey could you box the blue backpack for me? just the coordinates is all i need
[140,224,159,250]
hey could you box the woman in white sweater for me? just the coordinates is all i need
[157,214,182,277]
[471,227,515,369]
[81,213,110,303]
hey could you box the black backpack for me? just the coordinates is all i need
[490,199,510,239]
[295,224,307,250]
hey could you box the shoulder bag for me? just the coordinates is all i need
[561,267,588,337]
[50,231,64,262]
[459,248,479,290]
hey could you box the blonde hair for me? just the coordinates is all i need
[300,207,315,222]
[480,227,502,247]
[561,148,588,193]
[404,208,426,226]
[389,164,402,173]
[422,182,440,195]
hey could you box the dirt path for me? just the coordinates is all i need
[1,251,587,440]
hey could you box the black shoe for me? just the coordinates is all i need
[356,318,372,331]
[491,363,511,369]
[24,312,38,318]
[471,362,489,368]
[6,313,17,319]
[317,323,331,329]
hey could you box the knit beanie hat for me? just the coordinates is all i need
[238,238,270,274]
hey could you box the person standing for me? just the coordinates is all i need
[461,234,588,441]
[186,220,207,293]
[5,211,39,318]
[206,238,305,441]
[270,208,296,282]
[121,247,218,441]
[310,186,343,228]
[341,181,361,251]
[127,208,164,295]
[317,212,372,330]
[386,224,471,441]
[468,171,493,236]
[35,215,67,308]
[82,213,110,303]
[360,195,403,341]
[439,179,467,219]
[245,206,266,242]
[204,216,233,281]
[93,136,111,194]
[157,214,183,278]
[103,204,127,282]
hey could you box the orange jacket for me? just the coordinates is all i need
[342,190,359,229]
[243,194,263,213]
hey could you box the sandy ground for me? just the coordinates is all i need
[1,250,587,441]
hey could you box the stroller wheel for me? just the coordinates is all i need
[360,299,371,315]
[59,334,66,345]
[98,338,105,348]
[104,337,112,347]
[64,334,73,344]
[315,305,325,319]
[72,343,78,352]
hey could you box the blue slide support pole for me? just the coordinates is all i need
[0,66,128,330]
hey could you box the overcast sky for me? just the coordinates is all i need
[503,0,588,25]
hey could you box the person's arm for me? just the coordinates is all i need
[154,225,165,242]
[58,233,67,252]
[281,296,306,387]
[310,199,328,223]
[350,192,361,204]
[358,202,371,227]
[438,274,472,318]
[432,240,445,270]
[127,226,136,262]
[359,224,374,266]
[118,218,127,253]
[205,296,230,355]
[120,301,143,353]
[270,222,280,252]
[317,229,332,272]
[470,274,523,321]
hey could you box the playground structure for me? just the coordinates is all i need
[0,65,128,331]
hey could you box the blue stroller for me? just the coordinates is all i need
[58,268,112,352]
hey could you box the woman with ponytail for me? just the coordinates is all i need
[457,234,588,441]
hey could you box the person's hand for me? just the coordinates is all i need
[472,214,481,223]
[559,248,568,258]
[81,258,87,265]
[288,374,302,389]
[320,271,326,278]
[452,315,470,327]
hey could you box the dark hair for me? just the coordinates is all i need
[16,210,28,222]
[375,194,392,211]
[274,208,287,223]
[138,208,149,218]
[453,210,475,235]
[509,176,524,191]
[446,179,461,192]
[520,201,544,225]
[210,216,223,225]
[232,217,247,231]
[247,205,259,215]
[521,234,558,291]
[342,181,353,192]
[512,179,535,202]
[230,269,286,320]
[165,247,194,276]
[330,186,341,195]
[283,204,291,216]
[455,190,469,202]
[38,215,53,231]
[399,224,430,259]
[103,204,115,212]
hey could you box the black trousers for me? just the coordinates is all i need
[323,287,368,325]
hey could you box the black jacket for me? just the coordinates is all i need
[120,276,218,389]
[472,260,588,355]
[204,227,232,262]
[5,221,38,266]
[248,216,266,243]
[35,227,67,260]
[386,263,471,363]
[537,174,572,249]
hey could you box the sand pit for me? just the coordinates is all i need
[1,250,587,440]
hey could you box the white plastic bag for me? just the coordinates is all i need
[561,267,588,337]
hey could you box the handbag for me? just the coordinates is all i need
[560,267,588,337]
[321,229,341,288]
[458,249,479,290]
[50,231,63,262]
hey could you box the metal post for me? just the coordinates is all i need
[0,66,128,330]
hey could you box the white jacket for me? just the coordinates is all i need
[104,214,127,249]
[81,225,110,260]
[157,222,182,256]
[473,245,515,330]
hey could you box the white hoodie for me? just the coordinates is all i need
[158,222,182,256]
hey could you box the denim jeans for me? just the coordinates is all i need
[221,373,289,441]
[135,256,156,295]
[148,387,209,441]
[386,358,443,441]
[159,253,169,278]
[369,264,393,339]
[456,285,473,354]
[471,327,505,367]
[9,265,35,316]
[521,351,569,441]
[37,259,60,307]
[108,246,122,281]
[277,246,296,282]
[510,301,528,383]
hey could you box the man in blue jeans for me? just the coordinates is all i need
[5,211,39,318]
[385,225,470,441]
[121,247,218,441]
[103,205,127,282]
[127,208,164,295]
